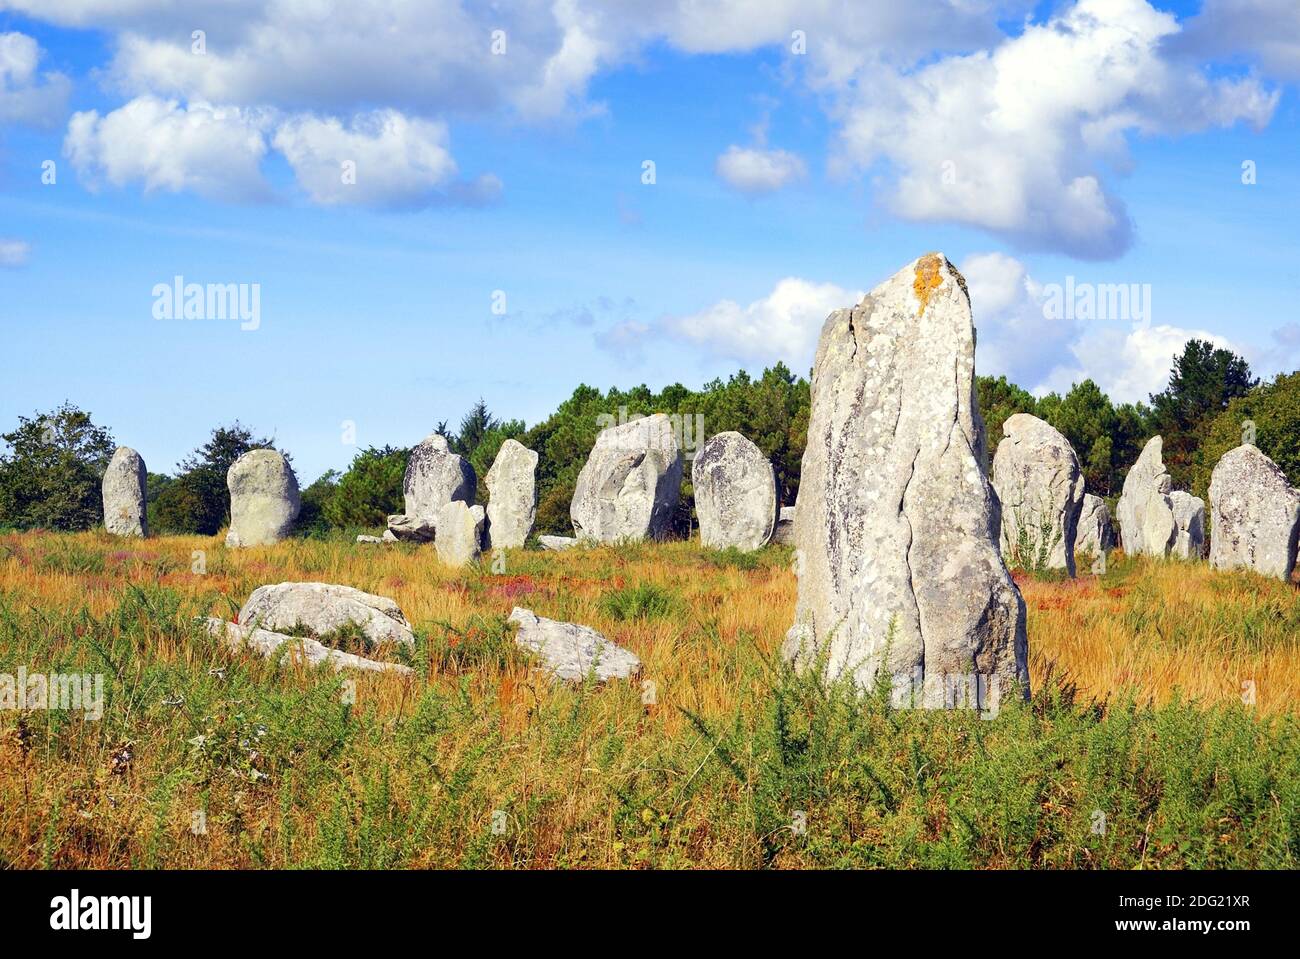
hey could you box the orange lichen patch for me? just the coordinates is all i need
[913,253,945,315]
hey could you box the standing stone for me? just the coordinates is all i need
[1116,436,1176,558]
[403,433,475,518]
[1075,493,1115,559]
[571,413,682,543]
[1209,444,1300,580]
[225,449,299,547]
[783,253,1028,709]
[772,506,796,546]
[991,413,1085,576]
[486,438,538,549]
[692,431,777,551]
[102,446,148,537]
[436,501,485,566]
[1169,490,1206,560]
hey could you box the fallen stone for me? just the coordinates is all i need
[508,607,640,682]
[356,534,385,544]
[238,582,415,646]
[386,513,436,543]
[203,618,412,675]
[539,535,579,551]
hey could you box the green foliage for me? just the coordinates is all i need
[598,583,678,621]
[975,375,1037,471]
[1039,380,1149,497]
[152,423,281,535]
[0,402,115,530]
[1195,371,1300,501]
[322,445,409,529]
[296,470,340,537]
[1148,339,1256,490]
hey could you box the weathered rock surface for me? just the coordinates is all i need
[238,582,415,646]
[356,534,384,544]
[508,607,640,682]
[486,439,538,549]
[203,618,412,675]
[1074,493,1115,559]
[539,535,579,551]
[102,446,148,537]
[435,501,485,566]
[385,513,436,542]
[382,529,398,543]
[571,413,682,543]
[772,506,796,546]
[783,253,1028,709]
[692,431,777,551]
[225,449,299,548]
[991,413,1085,575]
[403,433,475,518]
[1209,444,1300,580]
[1116,436,1176,557]
[1170,490,1206,560]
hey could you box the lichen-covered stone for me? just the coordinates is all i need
[1075,494,1115,560]
[238,582,415,646]
[508,607,640,682]
[991,413,1085,575]
[783,253,1027,709]
[1209,444,1300,580]
[435,501,485,566]
[225,449,299,548]
[102,446,148,537]
[403,433,475,518]
[571,413,682,543]
[486,439,538,549]
[1116,436,1176,558]
[692,431,777,551]
[1169,490,1206,560]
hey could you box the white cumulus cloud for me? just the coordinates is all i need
[63,96,272,201]
[662,277,861,366]
[715,145,806,195]
[0,31,70,126]
[829,0,1278,258]
[273,110,497,208]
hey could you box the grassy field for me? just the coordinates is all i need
[2,529,1299,869]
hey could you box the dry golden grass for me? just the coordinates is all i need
[2,530,1298,869]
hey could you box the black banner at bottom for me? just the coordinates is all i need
[0,869,1277,945]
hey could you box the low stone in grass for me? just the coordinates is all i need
[508,607,640,682]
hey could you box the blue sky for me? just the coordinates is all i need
[1,0,1298,484]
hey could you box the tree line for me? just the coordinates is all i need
[0,343,1280,538]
